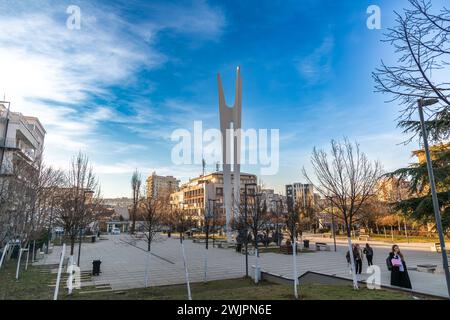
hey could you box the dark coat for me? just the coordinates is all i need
[388,252,412,289]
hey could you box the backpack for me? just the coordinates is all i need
[386,256,393,271]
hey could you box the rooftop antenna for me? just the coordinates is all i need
[202,158,206,177]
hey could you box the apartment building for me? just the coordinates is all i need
[285,183,315,210]
[146,172,179,199]
[260,189,286,213]
[0,102,45,175]
[170,171,257,225]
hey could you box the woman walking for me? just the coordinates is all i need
[388,245,412,289]
[363,243,374,266]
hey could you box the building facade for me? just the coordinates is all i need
[285,183,315,210]
[0,102,45,175]
[260,189,286,214]
[170,171,257,225]
[146,172,179,199]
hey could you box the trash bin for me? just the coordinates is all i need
[91,236,96,243]
[303,240,310,249]
[92,260,101,276]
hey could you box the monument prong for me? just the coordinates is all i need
[218,67,243,243]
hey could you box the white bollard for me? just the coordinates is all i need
[16,248,25,279]
[181,241,192,300]
[0,244,9,270]
[54,244,66,300]
[292,238,299,299]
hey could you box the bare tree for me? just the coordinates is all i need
[0,155,63,260]
[54,152,101,259]
[138,195,164,287]
[244,195,269,283]
[303,138,382,289]
[373,0,450,143]
[169,207,195,300]
[130,170,142,234]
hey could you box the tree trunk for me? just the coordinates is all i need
[292,236,299,299]
[144,250,151,287]
[70,237,76,255]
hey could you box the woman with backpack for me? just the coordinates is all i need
[387,245,412,289]
[363,243,374,266]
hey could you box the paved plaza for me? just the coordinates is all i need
[36,234,450,298]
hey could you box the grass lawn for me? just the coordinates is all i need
[0,260,55,300]
[68,279,419,300]
[0,261,424,300]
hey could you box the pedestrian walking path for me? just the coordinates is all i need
[36,235,450,298]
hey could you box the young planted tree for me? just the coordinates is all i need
[285,197,300,299]
[303,139,382,289]
[130,170,142,234]
[54,152,101,261]
[170,207,195,300]
[245,195,269,284]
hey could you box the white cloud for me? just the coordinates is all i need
[297,36,334,84]
[0,1,226,197]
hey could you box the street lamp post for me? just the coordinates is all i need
[271,199,283,246]
[329,195,337,252]
[244,183,257,278]
[46,194,60,254]
[417,98,450,298]
[77,190,93,267]
[203,199,216,283]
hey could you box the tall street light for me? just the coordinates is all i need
[77,190,94,267]
[418,98,450,298]
[244,182,257,278]
[47,193,61,254]
[271,199,283,246]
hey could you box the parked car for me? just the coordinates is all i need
[111,228,121,235]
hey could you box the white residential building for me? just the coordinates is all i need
[0,102,46,175]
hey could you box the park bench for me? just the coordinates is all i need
[417,264,437,273]
[431,242,449,253]
[358,234,370,241]
[218,241,235,249]
[315,242,330,251]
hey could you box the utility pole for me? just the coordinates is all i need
[244,183,257,278]
[330,197,337,252]
[418,98,450,299]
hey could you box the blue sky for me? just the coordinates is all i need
[0,0,440,197]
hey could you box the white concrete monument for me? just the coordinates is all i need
[217,66,242,242]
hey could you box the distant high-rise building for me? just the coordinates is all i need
[285,183,315,210]
[146,172,179,199]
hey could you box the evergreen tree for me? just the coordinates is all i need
[374,0,450,233]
